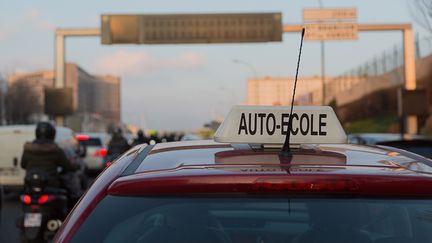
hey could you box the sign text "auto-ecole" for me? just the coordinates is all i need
[238,112,327,136]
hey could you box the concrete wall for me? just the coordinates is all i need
[334,55,432,129]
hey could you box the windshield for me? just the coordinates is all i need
[78,138,103,147]
[71,196,432,243]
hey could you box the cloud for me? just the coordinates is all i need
[166,53,205,67]
[0,8,55,42]
[93,50,206,76]
[26,8,55,31]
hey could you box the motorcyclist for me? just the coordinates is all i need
[148,130,161,145]
[20,122,77,195]
[131,129,150,146]
[107,127,131,161]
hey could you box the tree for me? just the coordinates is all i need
[409,0,432,33]
[5,80,42,124]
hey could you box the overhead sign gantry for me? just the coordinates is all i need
[53,11,418,134]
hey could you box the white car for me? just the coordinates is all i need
[76,132,110,174]
[0,125,85,191]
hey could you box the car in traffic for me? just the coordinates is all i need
[55,106,432,243]
[348,133,432,158]
[347,133,429,145]
[0,183,2,223]
[76,132,110,174]
[180,133,204,141]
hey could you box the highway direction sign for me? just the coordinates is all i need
[304,23,358,41]
[303,8,357,21]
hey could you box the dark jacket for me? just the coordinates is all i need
[21,139,76,187]
[107,135,131,157]
[131,135,149,147]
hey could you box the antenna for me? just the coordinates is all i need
[280,28,305,157]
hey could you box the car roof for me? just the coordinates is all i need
[105,140,432,197]
[127,140,432,175]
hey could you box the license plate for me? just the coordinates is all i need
[24,213,42,227]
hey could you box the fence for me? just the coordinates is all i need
[326,35,432,104]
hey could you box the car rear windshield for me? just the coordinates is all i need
[71,196,432,243]
[79,138,102,147]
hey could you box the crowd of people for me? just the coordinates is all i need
[131,130,186,145]
[106,128,186,161]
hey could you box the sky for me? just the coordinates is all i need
[0,0,430,130]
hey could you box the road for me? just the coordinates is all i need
[0,176,95,243]
[0,192,21,243]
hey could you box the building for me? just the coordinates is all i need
[6,64,121,131]
[246,76,328,106]
[8,70,55,110]
[7,70,55,122]
[94,75,121,122]
[66,64,121,123]
[0,74,7,124]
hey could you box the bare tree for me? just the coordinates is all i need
[409,0,432,33]
[5,80,42,124]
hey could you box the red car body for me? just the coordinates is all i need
[54,140,432,242]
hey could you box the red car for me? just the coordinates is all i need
[55,106,432,243]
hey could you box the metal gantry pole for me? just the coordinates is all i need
[54,28,101,126]
[403,26,418,134]
[54,32,65,89]
[54,32,65,126]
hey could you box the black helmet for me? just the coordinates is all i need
[111,127,123,138]
[137,129,144,137]
[35,122,56,140]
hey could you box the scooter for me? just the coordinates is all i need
[18,171,68,243]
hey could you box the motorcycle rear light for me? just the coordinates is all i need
[94,148,108,157]
[38,194,54,204]
[252,178,359,193]
[76,134,89,141]
[21,195,31,205]
[105,161,112,167]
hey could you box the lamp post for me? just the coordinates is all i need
[233,59,258,105]
[318,0,326,105]
[232,59,257,79]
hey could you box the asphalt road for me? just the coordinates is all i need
[0,192,21,243]
[0,176,95,243]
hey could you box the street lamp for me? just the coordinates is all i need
[318,0,326,105]
[232,59,257,79]
[233,59,259,105]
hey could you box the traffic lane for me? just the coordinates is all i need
[0,176,97,243]
[0,192,20,243]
